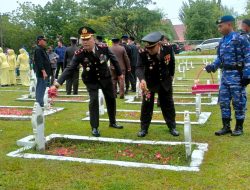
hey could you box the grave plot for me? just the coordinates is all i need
[0,105,63,120]
[84,92,211,125]
[58,88,88,93]
[17,94,90,103]
[125,93,218,106]
[8,134,208,172]
[7,106,208,172]
[82,109,211,125]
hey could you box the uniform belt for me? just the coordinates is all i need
[222,63,244,71]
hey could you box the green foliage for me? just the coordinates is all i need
[1,14,40,52]
[1,0,173,51]
[179,0,238,40]
[240,0,250,19]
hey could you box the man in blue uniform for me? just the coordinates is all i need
[205,15,250,136]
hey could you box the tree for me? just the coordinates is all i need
[83,0,173,40]
[179,0,237,40]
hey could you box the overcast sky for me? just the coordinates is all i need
[0,0,247,24]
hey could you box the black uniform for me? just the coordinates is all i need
[136,45,176,130]
[57,43,122,130]
[64,44,79,95]
[136,31,179,137]
[121,42,135,92]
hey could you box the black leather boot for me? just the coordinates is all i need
[137,125,149,137]
[109,123,124,129]
[232,119,244,136]
[92,128,100,137]
[167,122,180,136]
[215,118,232,136]
[137,129,148,137]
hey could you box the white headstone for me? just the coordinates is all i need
[184,110,192,159]
[31,102,45,150]
[29,70,37,98]
[195,94,201,119]
[190,61,194,69]
[99,89,105,115]
[182,65,186,78]
[43,87,50,110]
[185,60,190,71]
[178,64,182,73]
[136,78,142,99]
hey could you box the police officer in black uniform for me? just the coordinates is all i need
[52,27,124,137]
[136,31,179,137]
[64,37,79,95]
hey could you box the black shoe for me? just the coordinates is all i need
[215,118,232,136]
[109,123,123,129]
[232,119,244,136]
[92,128,100,137]
[120,95,124,99]
[137,129,148,137]
[169,128,179,136]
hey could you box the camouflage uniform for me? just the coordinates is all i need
[207,31,250,135]
[211,32,250,120]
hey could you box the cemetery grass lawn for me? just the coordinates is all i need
[0,60,250,190]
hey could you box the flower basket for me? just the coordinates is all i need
[191,66,219,94]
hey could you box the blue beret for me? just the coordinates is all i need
[216,15,235,24]
[141,31,162,48]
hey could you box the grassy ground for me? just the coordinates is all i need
[0,59,250,190]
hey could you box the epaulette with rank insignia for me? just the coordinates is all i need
[75,47,85,55]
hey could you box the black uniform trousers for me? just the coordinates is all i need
[140,85,176,130]
[66,69,79,95]
[87,78,116,129]
[125,68,136,91]
[55,62,64,79]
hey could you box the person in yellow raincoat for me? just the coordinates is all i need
[7,49,17,85]
[16,48,30,86]
[0,47,10,86]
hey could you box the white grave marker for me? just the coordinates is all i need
[29,70,37,98]
[99,89,105,115]
[136,78,142,99]
[182,65,186,78]
[31,102,45,150]
[184,111,192,158]
[43,87,50,110]
[190,61,194,69]
[195,94,201,119]
[178,64,182,73]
